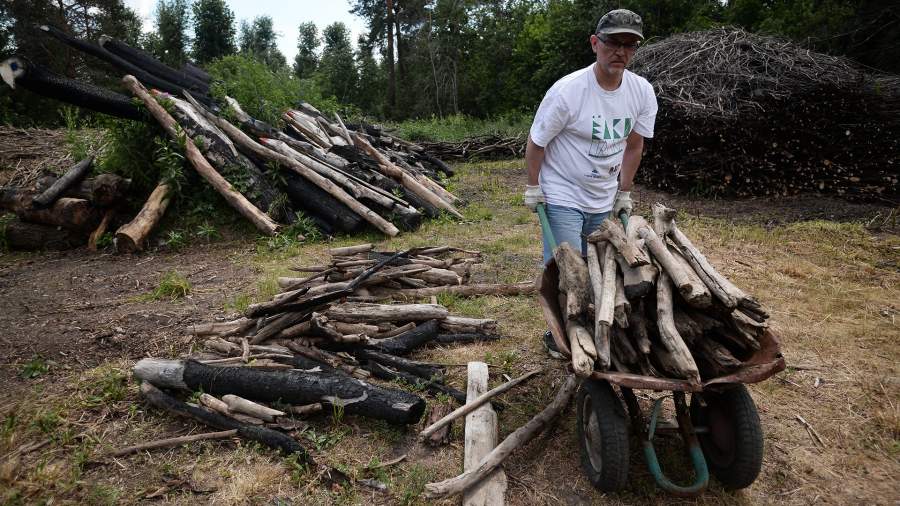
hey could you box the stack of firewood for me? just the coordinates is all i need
[417,134,527,161]
[551,203,770,383]
[0,156,130,250]
[132,243,536,455]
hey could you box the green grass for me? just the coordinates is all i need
[139,270,191,301]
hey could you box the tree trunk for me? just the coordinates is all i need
[369,319,440,355]
[386,0,396,113]
[3,219,86,250]
[36,173,131,207]
[324,302,448,323]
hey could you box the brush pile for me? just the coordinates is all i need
[132,243,536,454]
[543,203,783,385]
[1,26,463,252]
[630,27,900,200]
[418,134,527,161]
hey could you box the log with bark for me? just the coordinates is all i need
[32,156,93,209]
[114,182,171,253]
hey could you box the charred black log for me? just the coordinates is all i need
[2,219,87,250]
[37,25,213,106]
[99,36,209,93]
[433,333,504,345]
[364,362,466,404]
[32,156,93,209]
[370,319,440,355]
[354,349,443,382]
[181,62,211,84]
[1,56,145,121]
[283,171,365,233]
[133,359,426,425]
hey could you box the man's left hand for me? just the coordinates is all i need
[613,190,633,217]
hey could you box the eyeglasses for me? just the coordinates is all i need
[597,35,640,52]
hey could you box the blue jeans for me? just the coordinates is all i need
[542,204,610,264]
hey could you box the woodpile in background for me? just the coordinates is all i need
[549,203,772,383]
[630,28,899,201]
[418,134,526,161]
[0,27,463,252]
[132,244,536,455]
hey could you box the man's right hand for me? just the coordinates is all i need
[523,185,545,211]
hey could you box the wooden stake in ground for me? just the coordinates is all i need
[463,362,507,506]
[122,75,278,236]
[424,375,579,499]
[114,182,171,253]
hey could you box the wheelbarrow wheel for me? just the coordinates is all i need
[576,379,629,492]
[690,384,763,490]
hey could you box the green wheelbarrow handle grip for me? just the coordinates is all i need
[642,396,709,496]
[536,203,557,251]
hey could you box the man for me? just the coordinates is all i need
[523,9,657,357]
[524,8,657,266]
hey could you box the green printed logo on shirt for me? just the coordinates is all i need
[589,115,632,158]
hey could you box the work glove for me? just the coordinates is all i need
[612,190,633,217]
[523,185,545,211]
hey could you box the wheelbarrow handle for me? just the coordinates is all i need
[535,203,557,251]
[642,394,709,496]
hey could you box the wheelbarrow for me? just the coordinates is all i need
[535,204,785,495]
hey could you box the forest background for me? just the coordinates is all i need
[1,0,898,133]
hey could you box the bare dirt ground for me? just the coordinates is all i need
[1,158,898,505]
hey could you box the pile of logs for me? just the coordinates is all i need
[0,156,130,250]
[132,243,537,455]
[549,203,771,383]
[1,27,463,251]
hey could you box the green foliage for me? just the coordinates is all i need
[293,22,320,78]
[61,107,94,160]
[192,0,237,64]
[207,55,301,127]
[318,23,358,104]
[80,367,128,408]
[389,113,530,142]
[143,271,191,301]
[239,16,287,71]
[151,0,191,67]
[194,221,221,243]
[225,293,251,313]
[162,229,187,250]
[20,355,49,379]
[95,117,164,196]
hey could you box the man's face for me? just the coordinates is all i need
[590,33,641,78]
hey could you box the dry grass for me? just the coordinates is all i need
[1,159,898,505]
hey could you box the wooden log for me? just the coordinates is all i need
[352,132,463,219]
[35,173,131,207]
[122,76,278,235]
[586,218,650,267]
[668,221,762,312]
[190,319,253,338]
[198,393,231,416]
[251,312,309,344]
[463,362,507,506]
[114,182,171,253]
[419,369,542,440]
[370,319,440,355]
[567,321,598,362]
[655,272,701,383]
[635,217,695,299]
[597,244,617,326]
[627,300,652,354]
[184,95,399,236]
[109,429,237,457]
[285,403,323,417]
[619,218,658,299]
[2,188,101,231]
[585,242,610,369]
[373,322,416,339]
[139,382,311,459]
[554,242,591,320]
[440,316,498,334]
[221,394,286,422]
[433,333,504,345]
[2,219,86,250]
[614,270,630,328]
[424,375,578,499]
[409,267,462,286]
[667,245,712,308]
[134,359,426,425]
[324,303,448,323]
[693,338,742,375]
[32,156,93,208]
[331,321,380,336]
[99,35,209,93]
[328,243,373,256]
[611,325,639,365]
[355,350,443,381]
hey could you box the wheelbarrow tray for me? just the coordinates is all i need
[537,258,785,393]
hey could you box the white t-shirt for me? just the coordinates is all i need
[530,65,657,213]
